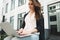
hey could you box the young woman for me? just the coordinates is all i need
[4,0,44,40]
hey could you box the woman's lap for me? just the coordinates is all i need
[12,34,39,40]
[31,34,39,40]
[4,34,39,40]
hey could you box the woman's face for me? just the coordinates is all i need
[28,1,34,10]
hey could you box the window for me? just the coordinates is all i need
[59,3,60,7]
[17,13,23,29]
[2,16,5,22]
[49,6,56,10]
[18,0,26,6]
[10,16,14,27]
[17,12,26,29]
[11,0,15,10]
[50,25,57,34]
[18,13,22,17]
[49,7,52,10]
[50,15,57,21]
[48,6,56,13]
[5,3,8,13]
[53,6,56,9]
[18,0,21,6]
[21,0,26,5]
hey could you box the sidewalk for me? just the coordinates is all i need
[48,35,60,40]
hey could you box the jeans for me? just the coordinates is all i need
[4,34,39,40]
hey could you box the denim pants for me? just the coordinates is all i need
[4,34,39,40]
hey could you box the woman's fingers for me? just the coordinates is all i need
[16,31,21,35]
[20,30,29,35]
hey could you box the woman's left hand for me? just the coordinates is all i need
[20,30,31,35]
[20,28,38,35]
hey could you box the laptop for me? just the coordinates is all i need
[0,22,40,37]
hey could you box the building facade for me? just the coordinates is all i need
[0,0,3,31]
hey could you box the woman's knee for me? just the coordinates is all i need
[31,34,39,40]
[4,36,13,40]
[11,37,20,40]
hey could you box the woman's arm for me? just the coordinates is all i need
[29,28,38,34]
[20,28,38,35]
[36,15,44,32]
[36,15,45,40]
[20,13,28,28]
[17,13,28,35]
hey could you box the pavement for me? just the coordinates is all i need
[47,35,60,40]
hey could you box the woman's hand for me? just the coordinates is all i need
[16,28,38,35]
[16,28,23,35]
[20,30,31,35]
[20,28,38,35]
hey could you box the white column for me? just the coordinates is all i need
[43,4,49,29]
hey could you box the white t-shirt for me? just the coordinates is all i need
[24,12,36,32]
